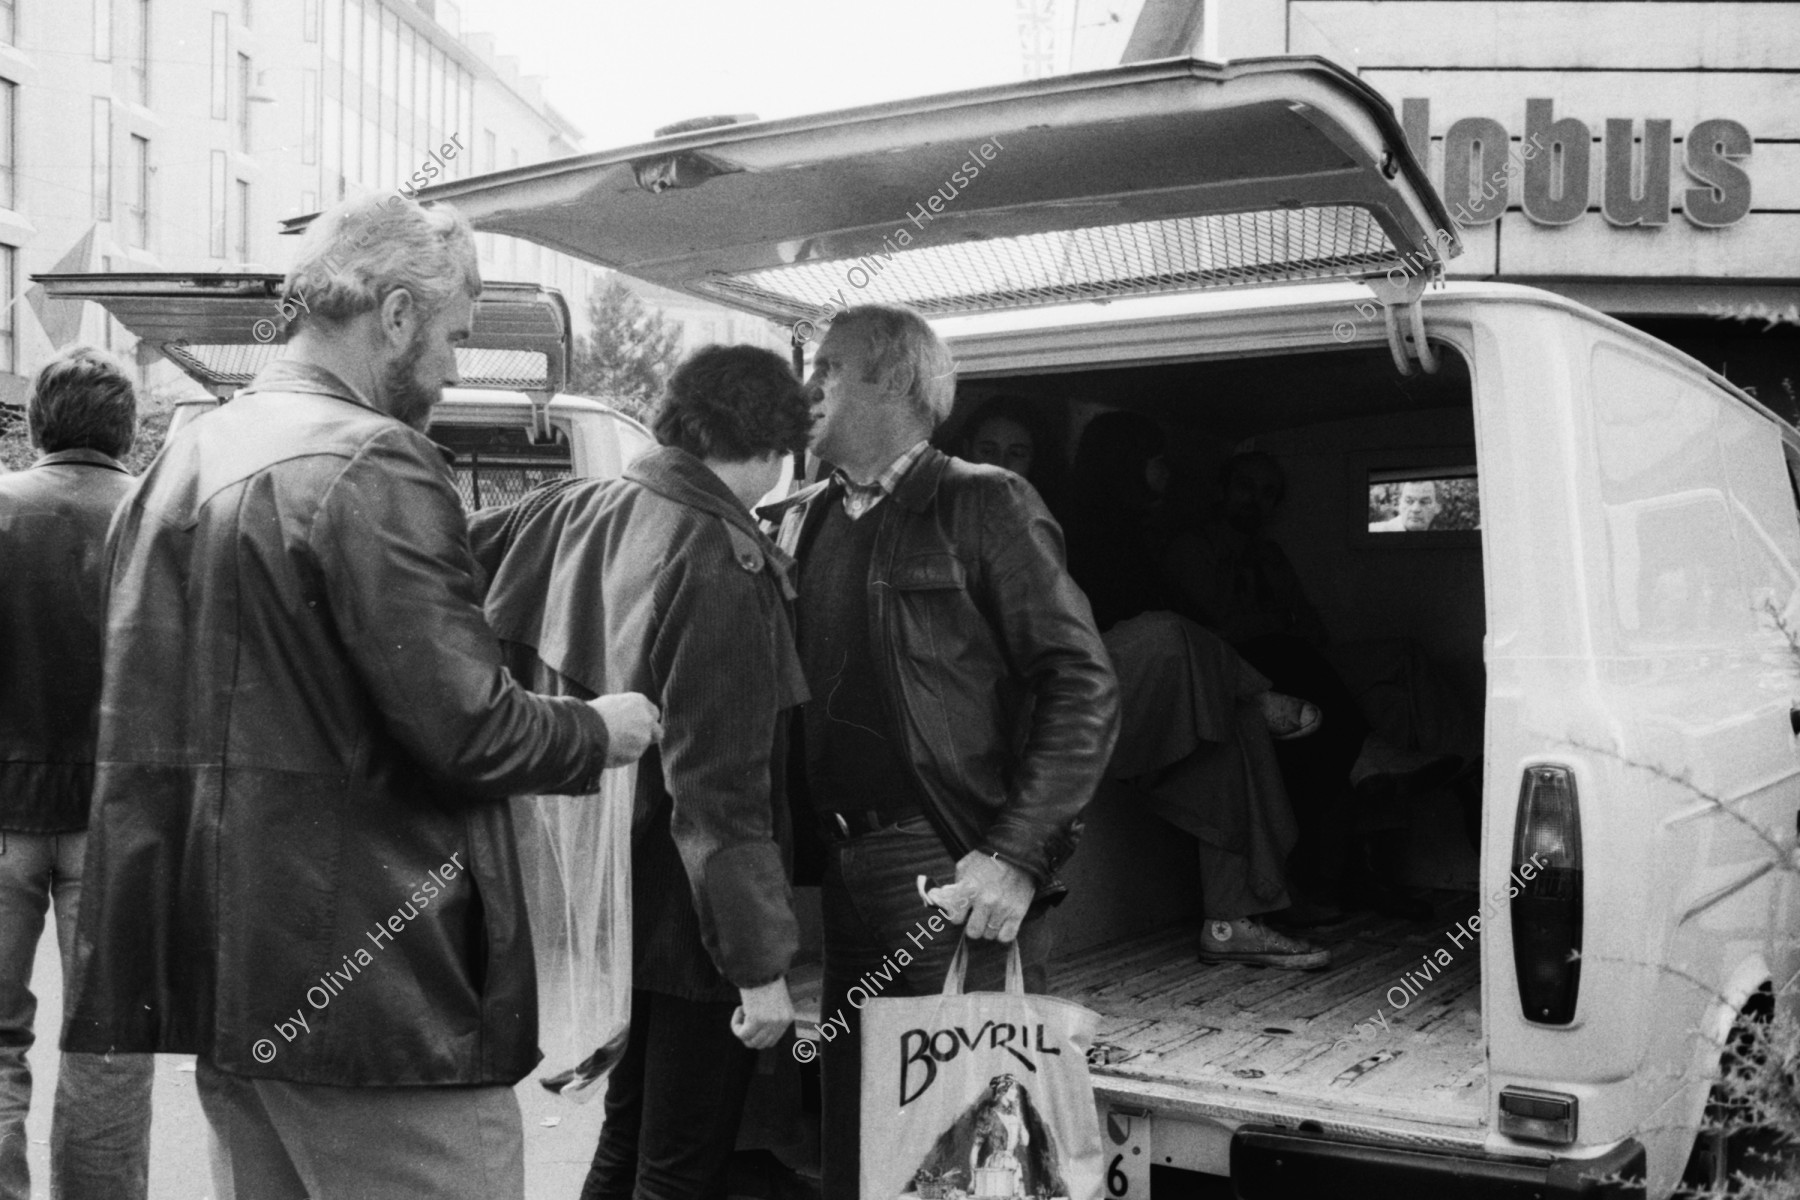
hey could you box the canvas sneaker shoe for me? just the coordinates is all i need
[1198,918,1332,970]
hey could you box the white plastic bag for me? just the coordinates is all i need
[512,763,635,1102]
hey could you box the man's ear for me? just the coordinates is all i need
[883,357,916,408]
[377,287,418,350]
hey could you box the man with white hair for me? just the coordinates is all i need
[766,305,1119,1200]
[61,194,661,1200]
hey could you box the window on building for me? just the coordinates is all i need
[0,83,15,211]
[209,150,227,257]
[0,246,16,374]
[237,53,252,152]
[483,128,495,173]
[211,13,229,120]
[240,0,251,28]
[92,99,112,221]
[0,0,15,48]
[303,0,318,42]
[128,0,150,105]
[127,135,148,247]
[301,188,316,214]
[235,179,249,262]
[301,69,318,165]
[361,2,378,98]
[95,0,113,60]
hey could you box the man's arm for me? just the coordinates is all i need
[971,474,1121,888]
[648,528,801,996]
[312,427,616,798]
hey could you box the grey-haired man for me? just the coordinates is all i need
[63,193,660,1200]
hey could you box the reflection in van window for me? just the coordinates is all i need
[1714,397,1800,632]
[1592,344,1749,643]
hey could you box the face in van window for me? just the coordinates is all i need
[1395,481,1442,531]
[966,416,1035,478]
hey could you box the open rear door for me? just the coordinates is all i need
[302,56,1456,328]
[33,273,570,403]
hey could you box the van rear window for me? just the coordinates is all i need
[430,422,572,512]
[1367,467,1480,533]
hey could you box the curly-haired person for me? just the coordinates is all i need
[471,343,816,1200]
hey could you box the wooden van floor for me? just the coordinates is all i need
[1051,891,1487,1131]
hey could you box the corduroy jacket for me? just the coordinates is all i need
[471,447,806,1003]
[61,361,611,1086]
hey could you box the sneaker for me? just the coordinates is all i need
[1197,918,1332,970]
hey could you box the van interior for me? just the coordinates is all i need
[905,342,1494,1138]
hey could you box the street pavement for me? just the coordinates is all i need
[19,927,608,1199]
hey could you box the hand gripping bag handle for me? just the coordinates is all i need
[939,936,1026,997]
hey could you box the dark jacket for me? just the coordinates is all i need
[61,361,611,1087]
[765,447,1119,901]
[471,447,806,1003]
[0,449,134,833]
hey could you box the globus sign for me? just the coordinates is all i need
[1400,98,1752,229]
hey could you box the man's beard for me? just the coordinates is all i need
[381,329,439,431]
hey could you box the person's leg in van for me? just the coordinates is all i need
[818,817,1051,1200]
[581,988,758,1200]
[46,830,152,1200]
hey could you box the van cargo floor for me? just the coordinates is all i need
[1050,893,1487,1133]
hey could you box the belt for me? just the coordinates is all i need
[817,806,926,842]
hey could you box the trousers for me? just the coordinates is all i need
[0,829,152,1200]
[195,1057,523,1199]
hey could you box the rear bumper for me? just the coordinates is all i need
[1231,1126,1646,1198]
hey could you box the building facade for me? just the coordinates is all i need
[0,0,739,414]
[1059,0,1800,417]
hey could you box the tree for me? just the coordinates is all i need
[568,278,685,426]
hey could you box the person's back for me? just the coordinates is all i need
[0,347,153,1200]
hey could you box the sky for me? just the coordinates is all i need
[448,0,1138,150]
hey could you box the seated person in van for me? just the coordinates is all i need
[1057,410,1332,969]
[1163,450,1467,919]
[956,393,1071,518]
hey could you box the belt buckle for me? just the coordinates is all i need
[834,813,851,838]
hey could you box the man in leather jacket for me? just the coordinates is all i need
[61,194,660,1200]
[765,305,1118,1200]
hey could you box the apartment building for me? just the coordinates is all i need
[0,0,628,410]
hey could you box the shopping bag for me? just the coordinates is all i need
[512,762,635,1101]
[860,938,1103,1200]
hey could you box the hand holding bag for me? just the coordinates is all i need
[860,938,1103,1200]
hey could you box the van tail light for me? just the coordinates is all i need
[1511,765,1583,1024]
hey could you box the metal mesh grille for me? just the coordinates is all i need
[450,459,571,512]
[697,205,1399,318]
[161,343,549,391]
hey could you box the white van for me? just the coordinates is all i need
[71,55,1799,1198]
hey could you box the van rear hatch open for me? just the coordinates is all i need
[33,273,570,399]
[294,56,1458,329]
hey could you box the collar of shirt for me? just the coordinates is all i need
[832,439,929,520]
[32,447,128,473]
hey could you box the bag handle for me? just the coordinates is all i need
[939,936,1026,997]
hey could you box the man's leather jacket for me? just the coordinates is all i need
[766,447,1119,902]
[61,361,610,1086]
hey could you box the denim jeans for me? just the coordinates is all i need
[0,829,153,1200]
[582,988,759,1200]
[818,815,1050,1200]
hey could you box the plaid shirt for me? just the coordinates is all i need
[833,439,930,520]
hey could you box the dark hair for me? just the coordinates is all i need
[1072,410,1165,516]
[652,344,814,461]
[27,346,137,458]
[1220,449,1286,504]
[957,394,1067,482]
